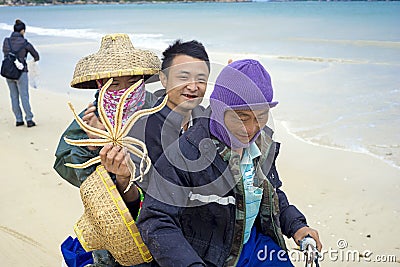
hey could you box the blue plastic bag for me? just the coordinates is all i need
[61,236,93,267]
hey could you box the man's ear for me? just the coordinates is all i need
[159,71,168,89]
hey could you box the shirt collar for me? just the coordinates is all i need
[241,142,262,165]
[180,115,193,134]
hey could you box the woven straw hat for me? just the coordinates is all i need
[71,33,161,89]
[74,165,152,265]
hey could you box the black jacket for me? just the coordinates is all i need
[2,32,40,72]
[129,95,206,165]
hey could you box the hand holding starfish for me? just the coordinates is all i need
[64,78,168,192]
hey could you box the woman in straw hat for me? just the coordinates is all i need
[54,33,160,187]
[54,33,160,267]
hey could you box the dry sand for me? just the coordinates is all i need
[0,75,399,266]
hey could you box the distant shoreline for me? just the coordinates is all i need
[1,0,252,6]
[0,0,394,6]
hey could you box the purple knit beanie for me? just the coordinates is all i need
[209,59,278,149]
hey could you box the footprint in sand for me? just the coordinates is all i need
[0,225,59,266]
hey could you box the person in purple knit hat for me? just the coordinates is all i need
[136,59,322,267]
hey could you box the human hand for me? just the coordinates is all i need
[99,144,138,202]
[82,102,105,150]
[100,144,130,177]
[293,226,322,252]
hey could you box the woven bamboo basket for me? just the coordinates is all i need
[74,165,152,266]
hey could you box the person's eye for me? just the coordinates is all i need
[178,75,189,80]
[257,114,268,121]
[257,115,266,120]
[235,116,249,122]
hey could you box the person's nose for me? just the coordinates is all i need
[121,79,139,89]
[118,81,129,90]
[246,122,259,137]
[186,79,198,91]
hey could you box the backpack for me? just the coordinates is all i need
[1,38,27,80]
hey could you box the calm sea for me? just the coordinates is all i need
[1,2,399,169]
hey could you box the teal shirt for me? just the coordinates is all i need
[240,142,263,244]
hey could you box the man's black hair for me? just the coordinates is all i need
[161,40,210,75]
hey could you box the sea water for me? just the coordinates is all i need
[1,2,399,169]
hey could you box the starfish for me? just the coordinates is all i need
[64,78,167,192]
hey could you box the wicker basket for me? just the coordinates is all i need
[74,165,152,266]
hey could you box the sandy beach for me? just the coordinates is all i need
[0,71,399,266]
[0,79,86,266]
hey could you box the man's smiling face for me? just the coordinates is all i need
[161,54,210,114]
[224,109,269,144]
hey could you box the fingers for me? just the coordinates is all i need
[293,226,323,251]
[83,104,97,123]
[82,110,95,122]
[99,144,113,164]
[83,102,96,115]
[304,228,322,251]
[82,105,105,136]
[310,230,322,251]
[82,102,104,150]
[100,144,123,171]
[100,145,130,177]
[303,228,323,252]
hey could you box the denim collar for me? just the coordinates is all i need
[241,142,262,165]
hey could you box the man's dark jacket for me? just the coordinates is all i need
[129,95,206,165]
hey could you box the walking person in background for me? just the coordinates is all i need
[2,19,40,127]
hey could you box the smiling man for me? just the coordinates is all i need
[108,40,211,167]
[223,109,269,145]
[160,52,209,131]
[100,39,210,210]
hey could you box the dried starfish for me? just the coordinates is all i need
[64,78,168,192]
